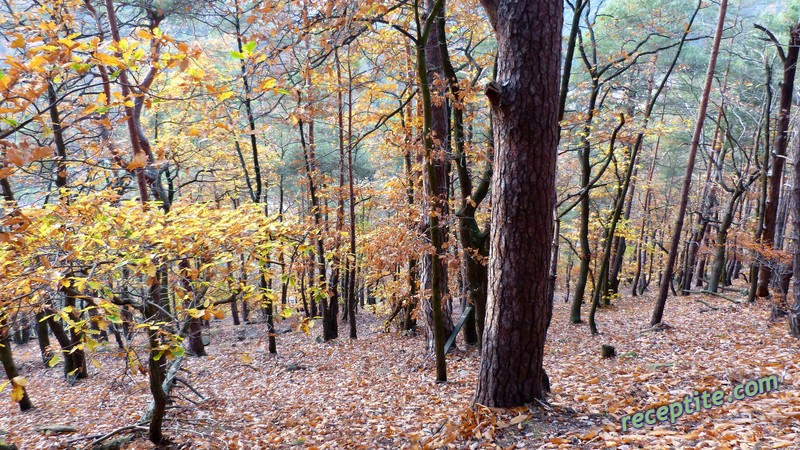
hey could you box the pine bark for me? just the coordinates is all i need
[475,0,561,406]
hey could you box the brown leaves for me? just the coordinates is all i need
[2,292,799,448]
[4,142,52,167]
[126,152,148,170]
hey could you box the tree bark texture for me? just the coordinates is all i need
[475,0,562,407]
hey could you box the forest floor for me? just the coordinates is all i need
[1,288,799,449]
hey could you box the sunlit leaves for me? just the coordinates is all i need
[9,376,27,402]
[94,52,126,68]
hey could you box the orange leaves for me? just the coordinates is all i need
[136,29,156,40]
[30,144,53,163]
[5,146,25,167]
[126,152,148,170]
[4,142,52,167]
[9,33,26,49]
[94,51,126,68]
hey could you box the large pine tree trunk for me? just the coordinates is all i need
[475,0,561,407]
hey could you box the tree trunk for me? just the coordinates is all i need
[180,260,206,357]
[0,322,33,411]
[474,0,561,406]
[749,62,773,302]
[570,79,599,325]
[344,49,358,339]
[708,191,743,293]
[103,0,167,441]
[632,112,663,296]
[790,117,800,336]
[757,22,800,297]
[34,312,52,366]
[436,7,491,348]
[299,119,336,341]
[260,271,277,354]
[652,0,728,326]
[415,0,452,381]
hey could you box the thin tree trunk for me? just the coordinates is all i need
[343,49,358,339]
[651,0,728,326]
[298,118,336,340]
[436,8,491,347]
[757,22,800,297]
[791,116,800,335]
[749,62,773,302]
[0,321,33,411]
[35,311,52,366]
[104,0,167,441]
[415,0,449,381]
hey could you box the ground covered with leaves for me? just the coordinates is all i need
[1,292,799,449]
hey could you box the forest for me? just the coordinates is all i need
[1,0,800,448]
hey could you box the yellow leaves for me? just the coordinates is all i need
[186,308,205,319]
[84,337,100,352]
[28,55,50,70]
[217,91,235,102]
[38,21,57,32]
[136,29,155,40]
[9,376,28,402]
[48,353,61,367]
[10,33,25,49]
[261,78,277,90]
[296,317,315,335]
[94,52,126,68]
[28,44,58,54]
[57,33,82,48]
[239,353,253,364]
